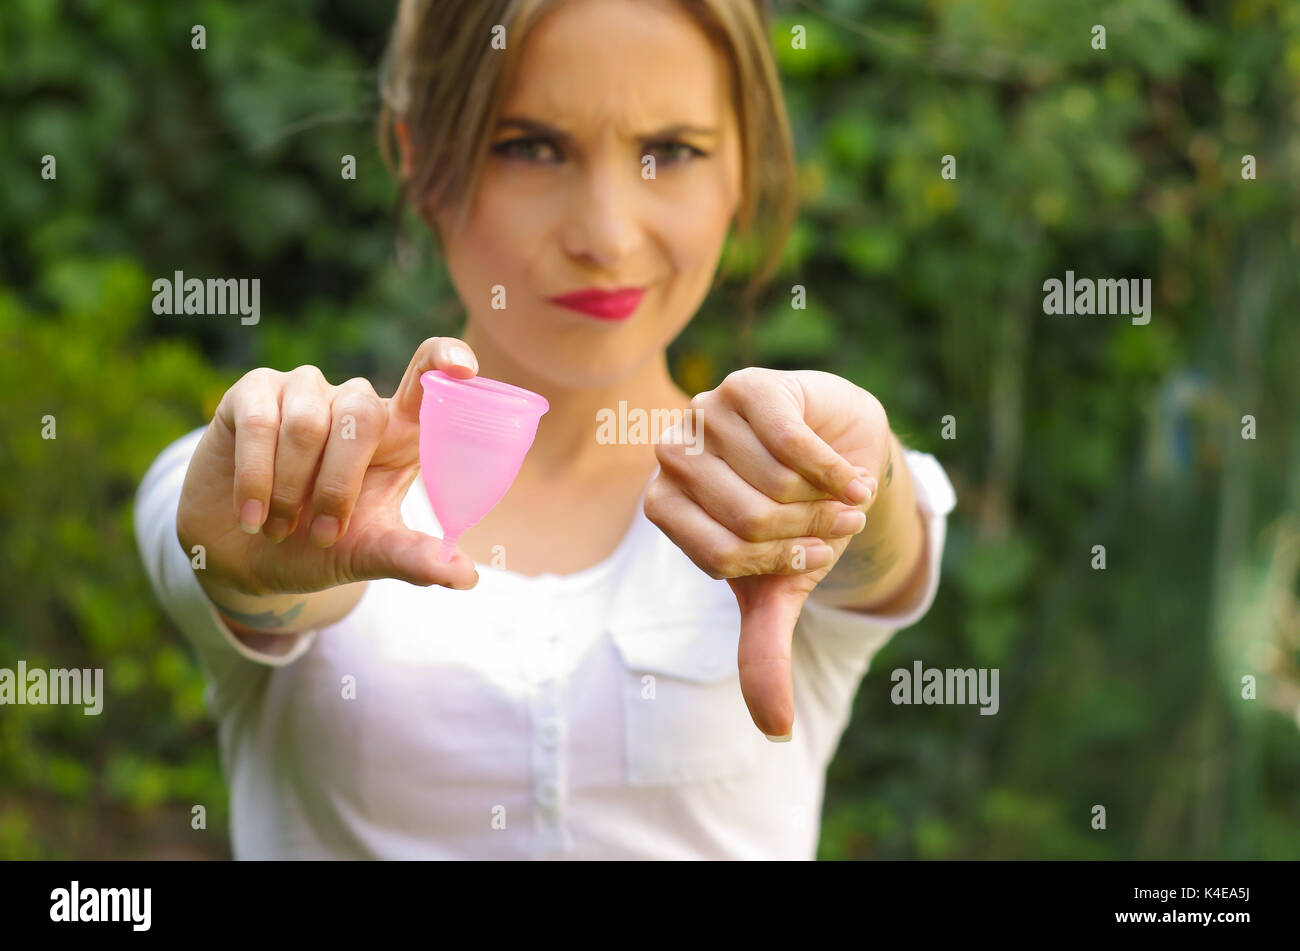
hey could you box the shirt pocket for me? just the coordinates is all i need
[608,609,766,786]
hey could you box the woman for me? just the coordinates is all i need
[134,0,956,859]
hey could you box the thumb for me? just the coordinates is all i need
[389,336,479,424]
[349,521,479,590]
[727,574,810,739]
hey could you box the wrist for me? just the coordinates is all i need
[813,433,923,607]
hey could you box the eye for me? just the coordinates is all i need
[644,140,708,165]
[491,136,562,163]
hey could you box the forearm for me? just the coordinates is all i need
[811,431,928,613]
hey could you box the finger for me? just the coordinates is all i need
[349,521,479,590]
[664,402,828,504]
[643,480,835,580]
[389,336,479,424]
[264,367,333,542]
[657,447,866,542]
[306,378,388,548]
[730,575,804,737]
[217,368,281,534]
[725,379,872,505]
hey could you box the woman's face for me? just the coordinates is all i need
[431,0,743,389]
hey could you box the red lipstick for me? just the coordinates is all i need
[547,286,646,321]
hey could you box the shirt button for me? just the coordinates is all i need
[537,718,561,748]
[535,779,559,810]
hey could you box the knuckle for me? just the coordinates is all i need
[337,376,380,400]
[771,469,804,502]
[777,541,805,572]
[654,444,688,476]
[766,419,803,458]
[333,393,386,436]
[690,548,728,581]
[642,483,667,525]
[267,484,302,510]
[721,366,759,390]
[282,408,331,447]
[333,376,372,398]
[238,366,277,387]
[698,537,737,577]
[816,502,843,536]
[815,459,841,490]
[239,412,279,438]
[290,364,328,384]
[233,471,270,499]
[732,505,768,542]
[311,475,355,514]
[339,541,371,586]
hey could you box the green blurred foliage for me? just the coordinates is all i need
[0,0,1297,858]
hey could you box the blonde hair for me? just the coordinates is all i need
[377,0,797,307]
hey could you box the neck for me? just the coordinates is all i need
[460,320,691,485]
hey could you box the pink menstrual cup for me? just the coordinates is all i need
[418,370,549,562]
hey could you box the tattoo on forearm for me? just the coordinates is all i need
[819,536,892,592]
[211,598,307,630]
[818,444,898,592]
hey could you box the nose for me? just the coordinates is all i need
[560,152,642,270]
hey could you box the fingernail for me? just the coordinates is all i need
[239,499,263,534]
[263,516,292,542]
[310,515,340,547]
[802,543,834,570]
[765,731,793,743]
[831,509,867,536]
[845,470,878,505]
[447,346,475,371]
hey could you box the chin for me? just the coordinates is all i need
[511,339,665,392]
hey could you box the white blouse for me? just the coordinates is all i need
[134,425,956,859]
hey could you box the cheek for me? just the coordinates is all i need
[446,178,548,284]
[659,182,735,280]
[677,158,741,258]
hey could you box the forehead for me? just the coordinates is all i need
[500,0,736,133]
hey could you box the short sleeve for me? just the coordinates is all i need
[132,425,320,716]
[795,448,956,675]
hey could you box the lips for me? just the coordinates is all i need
[546,286,646,321]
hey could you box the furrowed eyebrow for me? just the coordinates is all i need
[495,116,718,143]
